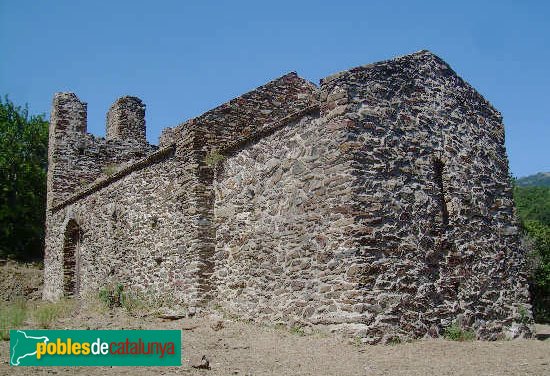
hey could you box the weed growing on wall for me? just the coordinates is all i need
[204,150,225,167]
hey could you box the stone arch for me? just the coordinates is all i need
[63,219,81,297]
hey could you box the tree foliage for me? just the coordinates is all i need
[514,186,550,225]
[516,172,550,187]
[0,96,48,260]
[514,185,550,322]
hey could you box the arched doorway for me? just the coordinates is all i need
[63,220,81,297]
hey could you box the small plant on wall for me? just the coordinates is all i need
[204,150,225,167]
[102,163,119,176]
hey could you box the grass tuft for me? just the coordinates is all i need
[32,299,74,329]
[0,298,75,339]
[443,323,475,341]
[0,300,27,340]
[289,325,306,336]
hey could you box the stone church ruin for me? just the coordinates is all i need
[43,51,531,343]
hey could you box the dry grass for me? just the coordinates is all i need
[0,299,27,340]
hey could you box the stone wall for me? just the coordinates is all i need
[158,72,320,302]
[44,73,320,305]
[47,93,156,210]
[43,147,204,304]
[211,51,531,342]
[106,96,147,143]
[43,51,531,343]
[159,72,318,151]
[341,51,529,341]
[213,112,363,329]
[44,93,175,301]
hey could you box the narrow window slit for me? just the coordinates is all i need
[433,158,449,229]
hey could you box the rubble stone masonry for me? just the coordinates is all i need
[43,51,532,343]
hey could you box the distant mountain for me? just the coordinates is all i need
[516,172,550,187]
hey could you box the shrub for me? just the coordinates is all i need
[120,291,146,314]
[204,150,225,167]
[98,283,125,308]
[98,283,149,315]
[443,323,475,341]
[518,305,530,324]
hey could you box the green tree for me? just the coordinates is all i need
[514,184,550,322]
[514,186,550,226]
[0,96,48,260]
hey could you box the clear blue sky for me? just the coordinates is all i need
[1,0,548,178]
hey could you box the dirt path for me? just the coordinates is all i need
[1,308,549,375]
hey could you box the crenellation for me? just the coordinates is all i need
[47,93,88,209]
[106,96,147,143]
[46,93,156,209]
[50,92,88,134]
[43,51,533,343]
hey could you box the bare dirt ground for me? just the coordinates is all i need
[1,306,549,376]
[1,261,549,375]
[0,260,43,302]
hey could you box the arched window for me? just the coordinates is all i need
[63,220,81,297]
